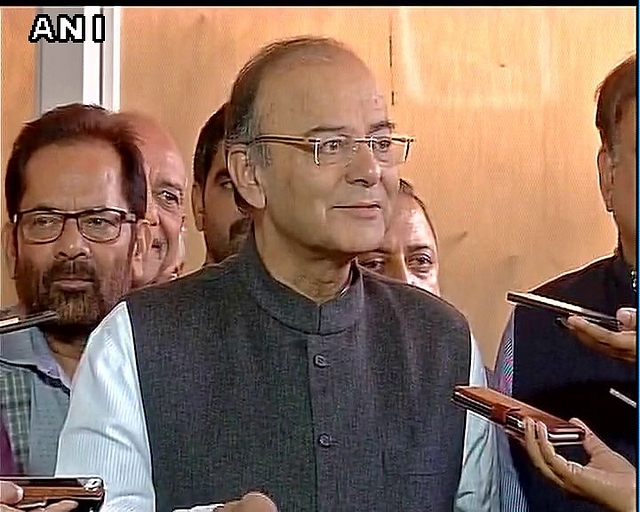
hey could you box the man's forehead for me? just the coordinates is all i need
[21,165,126,211]
[258,57,388,133]
[147,149,186,190]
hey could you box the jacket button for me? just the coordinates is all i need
[313,354,328,368]
[318,433,333,448]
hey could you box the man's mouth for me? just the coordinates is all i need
[52,272,93,282]
[51,277,94,291]
[334,201,382,210]
[333,202,382,218]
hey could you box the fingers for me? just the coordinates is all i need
[566,316,615,341]
[533,421,584,489]
[218,492,277,512]
[0,482,76,512]
[617,308,637,330]
[565,316,636,363]
[240,493,277,511]
[522,418,568,490]
[0,502,77,512]
[0,481,23,505]
[569,417,618,461]
[568,417,590,432]
[45,500,78,512]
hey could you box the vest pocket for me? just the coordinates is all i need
[382,447,451,510]
[382,447,447,476]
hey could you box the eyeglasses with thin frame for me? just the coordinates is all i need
[13,207,138,244]
[243,134,415,167]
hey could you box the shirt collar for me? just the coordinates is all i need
[233,231,364,335]
[0,324,68,387]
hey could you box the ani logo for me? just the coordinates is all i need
[28,13,106,43]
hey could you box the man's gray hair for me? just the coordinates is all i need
[225,36,355,149]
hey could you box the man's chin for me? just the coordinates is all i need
[44,295,102,329]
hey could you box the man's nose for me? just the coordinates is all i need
[53,219,90,259]
[147,200,160,227]
[345,142,382,188]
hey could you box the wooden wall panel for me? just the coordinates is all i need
[119,7,393,269]
[390,7,635,366]
[1,7,36,306]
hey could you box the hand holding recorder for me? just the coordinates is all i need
[0,480,76,512]
[523,418,637,512]
[0,478,103,512]
[564,307,636,364]
[507,292,636,363]
[452,386,585,445]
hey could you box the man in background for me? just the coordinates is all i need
[359,177,499,508]
[358,178,440,295]
[115,111,187,283]
[495,53,637,511]
[192,102,250,265]
[0,103,148,478]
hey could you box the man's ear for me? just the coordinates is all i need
[1,222,17,279]
[191,182,205,232]
[597,145,615,212]
[131,219,152,286]
[227,146,266,210]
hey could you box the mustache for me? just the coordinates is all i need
[229,216,252,241]
[44,259,96,284]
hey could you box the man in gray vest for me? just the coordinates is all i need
[56,36,498,512]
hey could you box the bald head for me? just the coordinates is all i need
[226,36,365,147]
[115,111,184,173]
[115,111,187,286]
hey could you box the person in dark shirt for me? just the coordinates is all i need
[521,307,637,512]
[495,52,637,512]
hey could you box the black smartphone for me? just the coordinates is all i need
[7,477,104,511]
[0,310,59,335]
[506,291,622,331]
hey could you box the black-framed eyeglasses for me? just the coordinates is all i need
[245,134,415,167]
[13,207,137,244]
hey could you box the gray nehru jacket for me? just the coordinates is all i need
[128,235,471,512]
